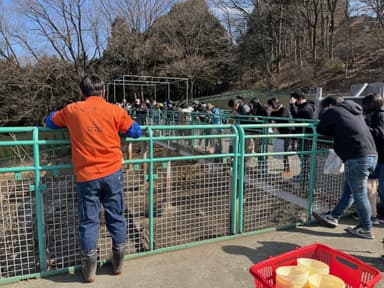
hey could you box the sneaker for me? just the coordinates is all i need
[377,214,384,222]
[371,217,381,225]
[312,212,338,228]
[345,225,375,239]
[351,212,381,225]
[351,212,360,221]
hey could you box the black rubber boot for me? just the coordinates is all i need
[81,249,98,283]
[111,244,126,275]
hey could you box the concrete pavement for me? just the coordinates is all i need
[3,217,384,288]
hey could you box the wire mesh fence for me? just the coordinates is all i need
[311,140,345,213]
[153,162,232,248]
[0,175,38,278]
[43,174,79,270]
[242,128,312,233]
[0,122,346,283]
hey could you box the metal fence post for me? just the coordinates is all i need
[307,124,318,222]
[33,127,47,272]
[147,128,155,251]
[236,125,245,234]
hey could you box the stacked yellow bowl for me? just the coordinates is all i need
[275,266,309,288]
[274,259,345,288]
[297,258,329,275]
[307,274,345,288]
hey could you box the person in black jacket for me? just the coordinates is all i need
[289,92,315,121]
[228,98,251,124]
[249,98,270,171]
[249,98,269,118]
[228,98,254,158]
[361,94,384,223]
[268,97,292,176]
[289,92,316,182]
[313,96,378,239]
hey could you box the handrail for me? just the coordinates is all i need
[0,120,343,284]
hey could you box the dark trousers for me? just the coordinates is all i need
[77,170,127,252]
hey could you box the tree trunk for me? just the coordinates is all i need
[329,16,335,60]
[276,0,283,73]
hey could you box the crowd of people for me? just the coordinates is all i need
[45,74,384,283]
[227,94,316,179]
[225,92,384,244]
[118,92,384,243]
[116,98,225,126]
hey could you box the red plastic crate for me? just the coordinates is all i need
[249,243,382,288]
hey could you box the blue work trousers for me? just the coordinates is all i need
[331,155,377,230]
[77,170,127,252]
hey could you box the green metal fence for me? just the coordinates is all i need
[0,121,344,284]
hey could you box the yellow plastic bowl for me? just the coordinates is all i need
[308,273,345,288]
[297,258,329,275]
[275,266,309,288]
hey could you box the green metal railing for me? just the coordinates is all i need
[0,120,343,284]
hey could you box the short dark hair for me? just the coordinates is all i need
[228,98,242,108]
[249,98,262,109]
[290,91,304,100]
[362,93,384,114]
[267,97,280,110]
[80,74,105,97]
[320,95,341,108]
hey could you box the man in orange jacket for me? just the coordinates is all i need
[46,74,142,282]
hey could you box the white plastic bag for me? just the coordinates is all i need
[323,149,344,175]
[272,138,284,159]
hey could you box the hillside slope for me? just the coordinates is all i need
[265,17,384,94]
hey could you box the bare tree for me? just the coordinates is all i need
[359,0,384,28]
[18,0,103,76]
[0,55,79,126]
[150,0,235,97]
[0,2,21,65]
[209,0,251,43]
[327,0,339,60]
[100,0,186,79]
[344,0,355,68]
[302,0,322,62]
[100,0,179,33]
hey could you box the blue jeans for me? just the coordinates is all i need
[77,170,126,252]
[331,155,377,230]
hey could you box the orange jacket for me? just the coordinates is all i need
[52,96,135,182]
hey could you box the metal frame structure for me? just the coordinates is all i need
[106,75,189,104]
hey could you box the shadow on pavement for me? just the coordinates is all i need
[221,241,297,264]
